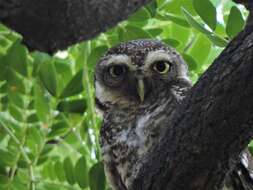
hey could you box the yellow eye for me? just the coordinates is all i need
[109,65,127,78]
[153,61,171,74]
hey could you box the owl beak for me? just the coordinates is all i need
[137,79,145,102]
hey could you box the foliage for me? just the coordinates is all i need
[0,0,249,189]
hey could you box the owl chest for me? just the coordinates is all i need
[101,104,170,162]
[100,100,175,188]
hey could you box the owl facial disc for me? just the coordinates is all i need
[95,39,191,108]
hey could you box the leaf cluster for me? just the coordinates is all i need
[0,0,249,189]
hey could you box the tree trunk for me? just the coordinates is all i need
[131,2,253,190]
[1,0,253,190]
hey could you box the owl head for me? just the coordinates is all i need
[95,39,191,110]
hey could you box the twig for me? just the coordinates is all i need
[81,42,101,159]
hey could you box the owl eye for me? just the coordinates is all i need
[153,61,171,74]
[109,65,127,78]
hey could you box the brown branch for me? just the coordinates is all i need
[130,2,253,190]
[1,0,253,189]
[0,0,152,53]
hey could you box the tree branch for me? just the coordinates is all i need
[2,0,253,190]
[0,0,151,53]
[130,2,253,190]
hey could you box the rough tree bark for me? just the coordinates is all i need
[0,0,151,53]
[1,0,253,190]
[131,1,253,190]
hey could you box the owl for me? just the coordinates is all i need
[94,39,253,190]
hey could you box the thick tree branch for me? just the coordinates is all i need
[0,0,151,53]
[1,0,253,190]
[131,2,253,190]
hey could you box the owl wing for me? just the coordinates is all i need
[224,149,253,190]
[104,161,127,190]
[100,121,128,190]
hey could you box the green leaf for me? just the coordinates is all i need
[0,57,8,81]
[16,169,29,184]
[147,28,163,37]
[128,7,151,22]
[211,0,223,7]
[106,33,120,47]
[39,183,70,190]
[47,121,69,140]
[162,38,181,48]
[226,6,245,38]
[182,53,198,71]
[181,7,212,35]
[9,104,23,122]
[205,47,223,66]
[57,99,87,114]
[193,0,217,30]
[7,92,24,109]
[215,22,227,37]
[6,69,26,94]
[0,174,10,189]
[54,57,72,93]
[0,35,12,56]
[119,25,152,42]
[46,161,57,180]
[249,141,253,156]
[60,70,84,98]
[0,148,17,167]
[187,34,212,68]
[54,161,66,182]
[5,41,28,76]
[207,34,228,47]
[0,113,23,140]
[89,162,105,190]
[73,42,91,71]
[157,13,190,28]
[27,113,39,123]
[11,176,27,190]
[31,51,52,77]
[37,155,49,166]
[145,1,158,17]
[63,157,76,185]
[181,7,228,47]
[169,23,191,51]
[28,127,44,153]
[34,83,50,122]
[39,60,58,97]
[39,144,54,158]
[162,0,197,16]
[75,156,88,188]
[87,46,108,67]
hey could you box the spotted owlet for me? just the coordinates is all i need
[94,39,253,190]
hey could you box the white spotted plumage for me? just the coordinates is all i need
[95,39,191,190]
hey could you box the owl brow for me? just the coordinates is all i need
[102,54,136,70]
[144,50,175,67]
[104,54,131,65]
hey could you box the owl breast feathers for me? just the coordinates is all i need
[94,39,253,190]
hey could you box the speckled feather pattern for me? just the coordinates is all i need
[105,40,175,67]
[100,87,185,189]
[96,39,191,190]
